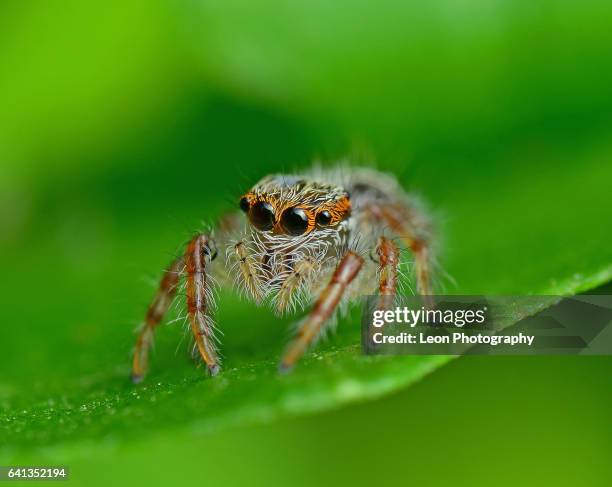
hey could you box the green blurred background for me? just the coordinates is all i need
[1,1,611,485]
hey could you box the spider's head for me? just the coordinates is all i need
[239,175,351,237]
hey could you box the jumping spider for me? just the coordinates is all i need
[131,166,434,383]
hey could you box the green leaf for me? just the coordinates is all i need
[1,130,610,452]
[1,0,611,461]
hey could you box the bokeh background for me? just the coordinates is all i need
[1,1,611,485]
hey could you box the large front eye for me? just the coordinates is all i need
[249,201,275,231]
[281,207,309,235]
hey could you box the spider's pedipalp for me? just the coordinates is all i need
[231,240,266,302]
[274,255,317,315]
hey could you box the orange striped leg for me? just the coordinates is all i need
[370,203,432,297]
[185,234,220,376]
[279,251,364,372]
[132,256,184,383]
[376,236,399,311]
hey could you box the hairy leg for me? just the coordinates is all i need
[369,202,433,297]
[279,251,364,371]
[375,236,400,311]
[132,256,184,383]
[185,234,220,376]
[132,234,220,383]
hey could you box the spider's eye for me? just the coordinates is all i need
[280,207,309,236]
[249,201,275,231]
[316,210,332,226]
[239,197,250,213]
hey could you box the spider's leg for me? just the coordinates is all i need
[234,241,265,302]
[185,234,220,376]
[375,236,400,311]
[275,256,316,314]
[279,251,364,372]
[369,202,433,297]
[132,256,184,383]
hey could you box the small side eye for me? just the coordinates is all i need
[249,201,275,231]
[239,196,250,213]
[316,210,332,226]
[281,207,309,235]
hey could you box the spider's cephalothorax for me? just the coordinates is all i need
[131,166,434,383]
[232,175,353,306]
